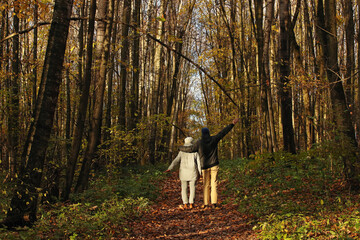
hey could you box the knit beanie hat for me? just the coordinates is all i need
[201,127,210,135]
[184,137,193,146]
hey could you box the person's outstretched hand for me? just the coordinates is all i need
[233,117,239,125]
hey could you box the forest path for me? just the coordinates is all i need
[125,172,256,239]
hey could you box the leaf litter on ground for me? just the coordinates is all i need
[124,171,257,239]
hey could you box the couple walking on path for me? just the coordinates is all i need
[165,118,239,210]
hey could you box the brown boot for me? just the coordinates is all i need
[211,204,221,209]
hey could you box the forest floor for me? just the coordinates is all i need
[124,171,257,239]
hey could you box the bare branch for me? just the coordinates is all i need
[1,18,240,109]
[144,31,239,109]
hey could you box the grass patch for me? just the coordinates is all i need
[0,163,167,239]
[221,142,360,239]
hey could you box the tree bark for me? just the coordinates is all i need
[357,0,360,145]
[303,0,316,148]
[8,1,20,177]
[2,0,74,227]
[253,0,268,152]
[0,8,8,174]
[323,0,359,190]
[118,0,132,129]
[32,2,38,110]
[129,0,141,131]
[344,0,354,106]
[75,0,113,192]
[104,0,118,143]
[279,0,296,153]
[164,1,194,160]
[148,0,166,165]
[63,0,96,200]
[65,68,71,151]
[263,0,277,152]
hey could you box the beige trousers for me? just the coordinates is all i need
[202,165,219,205]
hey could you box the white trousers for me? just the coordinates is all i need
[181,180,196,204]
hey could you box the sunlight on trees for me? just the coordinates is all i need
[1,0,360,231]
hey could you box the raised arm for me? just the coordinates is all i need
[214,118,239,142]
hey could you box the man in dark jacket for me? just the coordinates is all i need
[179,118,239,209]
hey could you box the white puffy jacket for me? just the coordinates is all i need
[167,138,201,181]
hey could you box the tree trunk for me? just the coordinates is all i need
[0,8,8,174]
[323,0,359,190]
[253,0,269,152]
[118,0,132,129]
[164,1,194,160]
[344,0,355,146]
[357,0,360,145]
[129,0,141,131]
[117,0,132,165]
[65,68,71,152]
[0,9,4,70]
[2,0,74,227]
[279,0,296,153]
[8,2,20,177]
[63,0,96,200]
[219,0,239,157]
[263,0,277,152]
[104,0,118,143]
[303,0,316,148]
[32,2,38,110]
[75,0,113,192]
[344,0,354,106]
[148,0,165,165]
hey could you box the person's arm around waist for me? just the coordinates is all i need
[195,153,202,175]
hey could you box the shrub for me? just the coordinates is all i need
[221,141,360,239]
[0,163,165,239]
[27,196,151,239]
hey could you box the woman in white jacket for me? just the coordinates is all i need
[165,137,201,209]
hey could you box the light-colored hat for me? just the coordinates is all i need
[184,137,193,146]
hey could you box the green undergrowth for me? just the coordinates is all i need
[0,164,167,239]
[221,141,360,239]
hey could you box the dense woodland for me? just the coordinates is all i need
[1,0,360,234]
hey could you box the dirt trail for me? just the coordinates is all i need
[125,172,256,239]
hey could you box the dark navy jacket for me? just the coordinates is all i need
[179,124,234,170]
